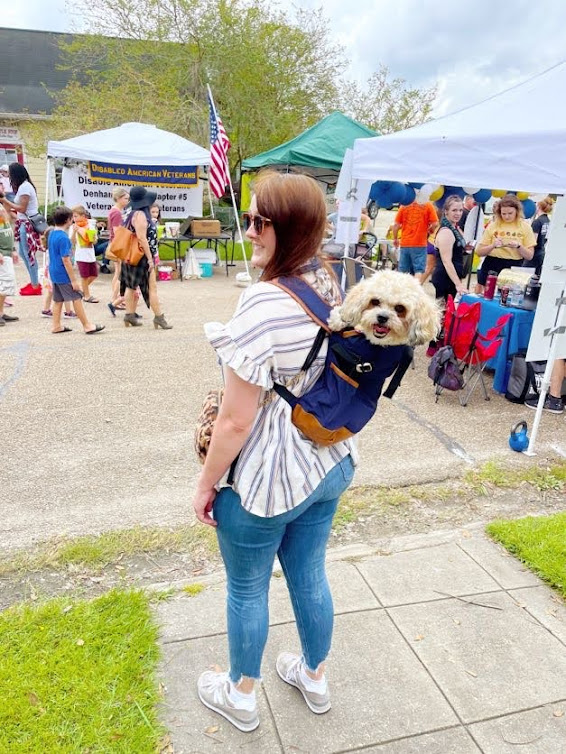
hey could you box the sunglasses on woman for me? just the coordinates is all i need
[242,212,272,235]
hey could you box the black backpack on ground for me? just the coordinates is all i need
[505,352,546,403]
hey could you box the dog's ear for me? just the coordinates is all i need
[408,291,442,345]
[327,306,348,331]
[328,283,366,331]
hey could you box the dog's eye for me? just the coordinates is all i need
[370,298,380,307]
[394,305,407,316]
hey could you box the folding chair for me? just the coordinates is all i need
[437,296,512,406]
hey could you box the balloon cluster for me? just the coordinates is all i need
[368,181,538,217]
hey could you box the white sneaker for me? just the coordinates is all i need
[276,652,331,714]
[197,670,259,732]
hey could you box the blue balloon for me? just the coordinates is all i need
[443,186,467,200]
[521,199,536,219]
[401,185,416,205]
[472,188,492,203]
[369,181,407,208]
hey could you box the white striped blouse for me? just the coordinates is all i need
[204,268,358,518]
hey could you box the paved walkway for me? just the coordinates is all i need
[156,525,566,753]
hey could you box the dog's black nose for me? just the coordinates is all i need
[377,314,389,325]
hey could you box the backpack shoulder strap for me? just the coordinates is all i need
[270,276,333,332]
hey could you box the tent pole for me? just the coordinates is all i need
[523,279,566,456]
[43,158,51,217]
[226,171,250,278]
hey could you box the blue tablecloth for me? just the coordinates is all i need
[460,294,535,393]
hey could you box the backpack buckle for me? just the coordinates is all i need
[356,362,373,373]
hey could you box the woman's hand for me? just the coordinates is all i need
[456,283,468,295]
[493,238,503,248]
[193,480,218,527]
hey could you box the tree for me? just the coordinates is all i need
[34,0,346,169]
[341,64,437,135]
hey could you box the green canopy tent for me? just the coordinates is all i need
[240,111,377,207]
[242,110,376,173]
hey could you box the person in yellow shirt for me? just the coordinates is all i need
[476,194,535,289]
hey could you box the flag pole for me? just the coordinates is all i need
[206,84,251,281]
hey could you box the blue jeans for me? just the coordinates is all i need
[213,455,355,682]
[18,224,39,286]
[399,246,427,275]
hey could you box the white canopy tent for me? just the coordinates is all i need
[350,62,566,455]
[351,61,566,194]
[45,122,212,221]
[47,122,211,166]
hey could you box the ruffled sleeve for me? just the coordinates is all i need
[204,283,297,389]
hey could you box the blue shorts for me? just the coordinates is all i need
[399,246,427,275]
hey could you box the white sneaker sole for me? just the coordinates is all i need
[276,664,331,714]
[197,689,259,733]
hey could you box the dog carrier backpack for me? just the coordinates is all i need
[270,277,405,446]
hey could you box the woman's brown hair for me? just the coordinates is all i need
[494,193,523,220]
[252,171,327,280]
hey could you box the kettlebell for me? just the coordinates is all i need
[509,420,529,452]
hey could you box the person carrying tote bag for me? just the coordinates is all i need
[119,186,172,330]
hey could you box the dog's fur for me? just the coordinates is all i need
[327,270,441,347]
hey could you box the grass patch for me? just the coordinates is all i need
[0,524,218,578]
[0,589,162,753]
[465,460,566,495]
[487,512,566,598]
[181,583,205,597]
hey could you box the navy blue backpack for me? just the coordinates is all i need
[271,277,405,446]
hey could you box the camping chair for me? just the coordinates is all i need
[436,296,512,406]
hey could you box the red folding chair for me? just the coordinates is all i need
[439,296,512,406]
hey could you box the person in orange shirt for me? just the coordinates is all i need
[392,200,439,283]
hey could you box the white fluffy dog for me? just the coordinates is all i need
[327,270,441,347]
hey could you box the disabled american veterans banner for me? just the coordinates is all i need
[61,165,203,219]
[88,161,199,188]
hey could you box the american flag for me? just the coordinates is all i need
[208,92,231,199]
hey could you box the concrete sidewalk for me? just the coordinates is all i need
[156,525,566,753]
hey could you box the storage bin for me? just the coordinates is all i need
[158,266,173,281]
[200,262,213,278]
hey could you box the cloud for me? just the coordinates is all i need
[295,0,566,116]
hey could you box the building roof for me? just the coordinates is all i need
[0,28,75,117]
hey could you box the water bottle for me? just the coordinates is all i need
[484,271,498,300]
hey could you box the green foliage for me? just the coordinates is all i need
[42,0,347,169]
[487,512,566,598]
[341,64,437,135]
[0,590,162,752]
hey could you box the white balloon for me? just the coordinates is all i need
[418,183,434,200]
[531,193,547,202]
[463,187,479,195]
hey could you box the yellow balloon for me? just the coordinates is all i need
[492,189,507,198]
[429,185,444,201]
[517,191,530,200]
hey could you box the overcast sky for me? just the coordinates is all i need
[4,0,566,117]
